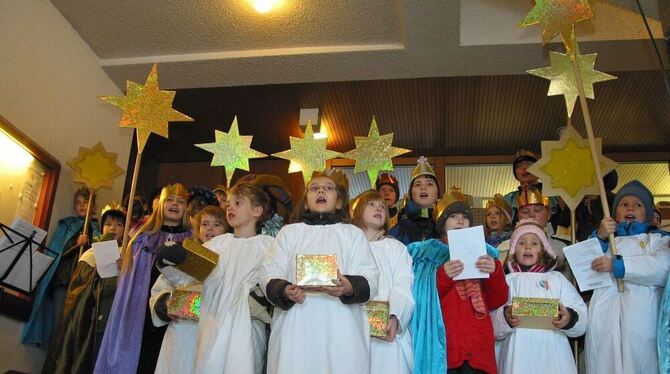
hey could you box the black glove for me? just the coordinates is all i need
[154,293,172,322]
[156,244,187,267]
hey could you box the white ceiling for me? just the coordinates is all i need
[50,0,666,90]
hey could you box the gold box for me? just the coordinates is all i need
[511,297,559,330]
[295,254,338,289]
[167,289,201,321]
[176,238,219,282]
[366,301,390,338]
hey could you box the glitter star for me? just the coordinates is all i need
[519,0,593,58]
[195,116,267,187]
[272,120,341,184]
[528,126,616,210]
[67,141,125,190]
[342,116,410,188]
[528,49,616,117]
[100,64,193,152]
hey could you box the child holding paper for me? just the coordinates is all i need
[586,180,670,374]
[260,172,378,374]
[351,190,414,374]
[492,219,587,374]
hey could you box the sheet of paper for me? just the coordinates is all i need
[2,251,54,292]
[563,238,615,292]
[447,225,489,280]
[93,240,121,278]
[0,218,48,276]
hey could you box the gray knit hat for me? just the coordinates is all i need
[612,180,654,222]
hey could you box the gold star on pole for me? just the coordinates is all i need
[272,120,341,184]
[518,0,593,58]
[67,141,125,190]
[528,49,616,117]
[342,116,410,188]
[195,116,267,188]
[528,126,616,210]
[100,64,193,152]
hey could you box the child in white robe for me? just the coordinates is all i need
[149,205,227,374]
[492,219,587,374]
[586,180,670,374]
[351,190,414,374]
[260,172,379,374]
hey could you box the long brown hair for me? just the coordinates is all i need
[351,190,390,234]
[290,175,350,223]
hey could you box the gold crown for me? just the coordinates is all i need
[411,156,436,180]
[517,186,549,207]
[486,194,511,215]
[100,201,124,217]
[161,183,189,201]
[435,186,469,221]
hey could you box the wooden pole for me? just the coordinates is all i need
[78,187,95,259]
[120,150,143,256]
[571,58,624,292]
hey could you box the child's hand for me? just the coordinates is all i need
[76,234,89,247]
[597,217,617,240]
[443,260,464,279]
[383,315,399,342]
[552,304,571,329]
[591,256,613,273]
[323,270,354,297]
[475,255,496,274]
[504,306,520,328]
[284,284,306,304]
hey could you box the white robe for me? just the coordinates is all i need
[195,233,274,374]
[259,222,379,374]
[369,237,414,374]
[585,232,670,374]
[491,271,587,374]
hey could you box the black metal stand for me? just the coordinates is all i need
[0,222,56,295]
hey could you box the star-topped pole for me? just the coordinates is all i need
[342,116,410,188]
[272,120,341,184]
[67,141,125,257]
[195,116,267,188]
[100,63,194,253]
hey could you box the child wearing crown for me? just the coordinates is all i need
[389,157,440,245]
[484,194,512,248]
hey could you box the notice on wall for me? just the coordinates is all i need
[14,164,45,223]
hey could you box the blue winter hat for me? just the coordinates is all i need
[612,180,654,222]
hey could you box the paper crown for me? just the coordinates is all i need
[486,194,512,215]
[100,201,124,217]
[435,186,469,221]
[411,156,436,181]
[161,183,189,200]
[517,186,549,207]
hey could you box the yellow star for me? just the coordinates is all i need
[528,126,616,210]
[67,141,125,190]
[519,0,593,58]
[100,64,193,152]
[528,49,616,117]
[272,120,341,184]
[195,116,267,187]
[342,116,410,188]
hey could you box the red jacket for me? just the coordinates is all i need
[436,260,508,374]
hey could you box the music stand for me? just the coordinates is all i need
[0,222,57,295]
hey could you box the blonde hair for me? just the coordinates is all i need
[192,205,227,242]
[228,182,271,233]
[121,183,190,272]
[351,190,390,233]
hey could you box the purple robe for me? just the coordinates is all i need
[93,229,191,374]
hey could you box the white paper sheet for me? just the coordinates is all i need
[0,218,48,276]
[2,251,54,292]
[563,238,615,292]
[447,225,489,280]
[92,240,121,278]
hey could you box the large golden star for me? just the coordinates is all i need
[67,141,125,190]
[100,64,193,152]
[528,126,616,210]
[272,120,341,184]
[518,0,593,58]
[528,49,616,117]
[195,116,267,187]
[342,116,410,188]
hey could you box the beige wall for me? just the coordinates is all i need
[0,1,132,372]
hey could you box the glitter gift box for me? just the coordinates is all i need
[167,289,201,321]
[176,238,219,282]
[295,254,338,289]
[366,301,390,338]
[511,297,559,330]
